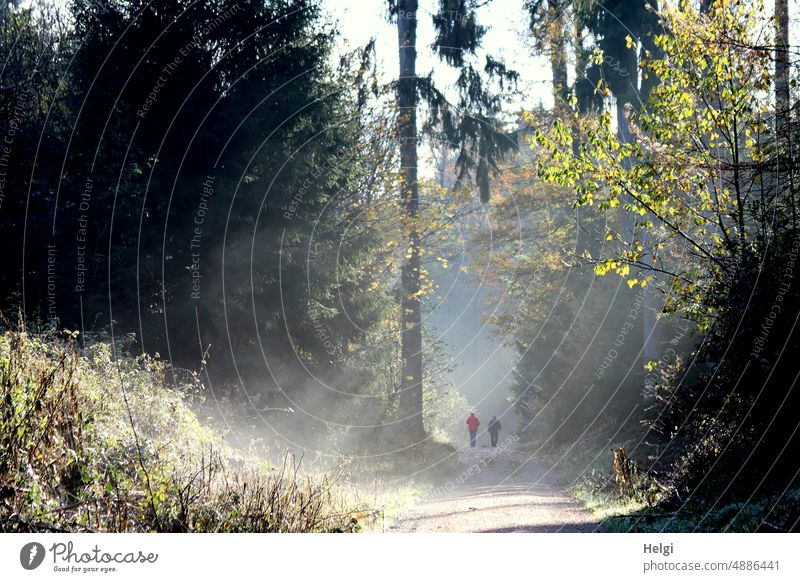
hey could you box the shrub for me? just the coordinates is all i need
[0,327,359,532]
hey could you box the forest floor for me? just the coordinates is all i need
[387,441,599,532]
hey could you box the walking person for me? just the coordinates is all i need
[488,415,502,447]
[466,412,480,448]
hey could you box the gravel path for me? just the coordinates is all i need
[389,445,599,533]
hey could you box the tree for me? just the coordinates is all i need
[535,0,800,500]
[395,0,424,440]
[576,0,661,130]
[774,0,789,132]
[525,0,570,114]
[0,1,70,319]
[774,0,793,225]
[391,0,517,441]
[0,0,403,452]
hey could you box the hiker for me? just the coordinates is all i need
[488,415,502,447]
[466,413,480,447]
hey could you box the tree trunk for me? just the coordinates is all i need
[547,0,569,116]
[775,0,790,136]
[572,18,586,156]
[397,0,425,441]
[638,3,661,108]
[774,0,794,227]
[616,93,659,390]
[573,19,601,259]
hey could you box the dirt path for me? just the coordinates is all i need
[388,444,599,533]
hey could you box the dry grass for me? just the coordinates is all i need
[0,325,362,532]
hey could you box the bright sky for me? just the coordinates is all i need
[322,0,800,115]
[320,0,554,111]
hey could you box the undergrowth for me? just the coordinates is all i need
[0,326,364,532]
[530,434,800,533]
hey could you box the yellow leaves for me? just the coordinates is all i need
[590,47,605,66]
[568,91,578,109]
[625,35,635,49]
[627,274,653,289]
[594,263,609,276]
[594,259,621,276]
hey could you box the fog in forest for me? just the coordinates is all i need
[2,0,799,535]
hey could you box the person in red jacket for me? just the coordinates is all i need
[466,413,480,448]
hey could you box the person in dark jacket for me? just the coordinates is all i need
[466,413,480,447]
[488,415,502,447]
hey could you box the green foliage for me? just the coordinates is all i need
[0,0,402,444]
[473,114,652,447]
[531,0,800,522]
[533,0,785,323]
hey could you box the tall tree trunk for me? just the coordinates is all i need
[638,9,661,107]
[397,0,425,441]
[636,5,664,380]
[616,89,660,392]
[775,0,789,132]
[573,18,594,257]
[572,18,587,156]
[547,0,569,116]
[774,0,794,228]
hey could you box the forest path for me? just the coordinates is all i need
[388,441,598,533]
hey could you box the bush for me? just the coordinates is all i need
[0,327,360,532]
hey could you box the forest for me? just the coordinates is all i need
[1,0,798,533]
